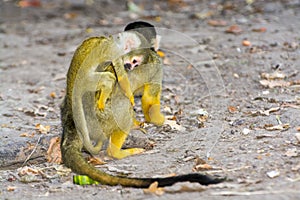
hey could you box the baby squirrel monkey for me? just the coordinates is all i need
[61,21,224,187]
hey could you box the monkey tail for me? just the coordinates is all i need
[61,121,224,188]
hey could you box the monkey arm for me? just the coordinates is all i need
[112,59,135,106]
[72,68,116,155]
[94,71,116,110]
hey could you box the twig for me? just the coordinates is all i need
[208,165,252,174]
[206,130,224,159]
[22,135,43,167]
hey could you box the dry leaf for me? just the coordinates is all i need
[228,106,238,113]
[249,107,280,116]
[46,137,62,164]
[168,0,188,8]
[194,157,207,165]
[252,27,267,32]
[261,71,286,80]
[18,0,41,8]
[264,123,290,131]
[259,80,291,88]
[281,103,300,109]
[143,181,165,195]
[193,163,213,171]
[7,186,16,192]
[88,156,106,165]
[164,117,185,131]
[18,166,39,176]
[35,123,50,134]
[19,132,34,137]
[55,165,72,176]
[63,12,78,20]
[191,11,214,19]
[207,19,227,27]
[225,25,242,34]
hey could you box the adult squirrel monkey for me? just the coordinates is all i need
[60,21,224,187]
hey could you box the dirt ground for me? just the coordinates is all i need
[1,0,300,199]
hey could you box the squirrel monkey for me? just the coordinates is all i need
[61,21,224,187]
[67,32,148,155]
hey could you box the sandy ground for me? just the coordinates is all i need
[0,0,300,199]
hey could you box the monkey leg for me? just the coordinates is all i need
[141,84,165,126]
[107,130,144,159]
[95,72,116,110]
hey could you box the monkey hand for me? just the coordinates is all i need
[97,97,106,111]
[95,72,116,111]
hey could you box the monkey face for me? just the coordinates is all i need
[124,55,143,71]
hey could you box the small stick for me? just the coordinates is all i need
[22,135,43,166]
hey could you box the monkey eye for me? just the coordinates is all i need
[132,59,137,64]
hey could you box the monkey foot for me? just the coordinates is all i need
[107,147,145,159]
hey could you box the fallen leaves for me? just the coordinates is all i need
[252,27,267,32]
[264,123,290,131]
[193,163,213,171]
[248,107,280,117]
[193,157,220,172]
[7,186,16,192]
[228,105,239,114]
[225,25,243,34]
[207,19,227,27]
[35,123,50,134]
[164,116,186,131]
[261,71,286,80]
[259,80,291,88]
[143,181,207,196]
[18,0,41,8]
[19,132,35,137]
[18,166,41,183]
[143,182,165,195]
[259,70,300,88]
[87,156,106,166]
[46,137,62,164]
[16,165,71,184]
